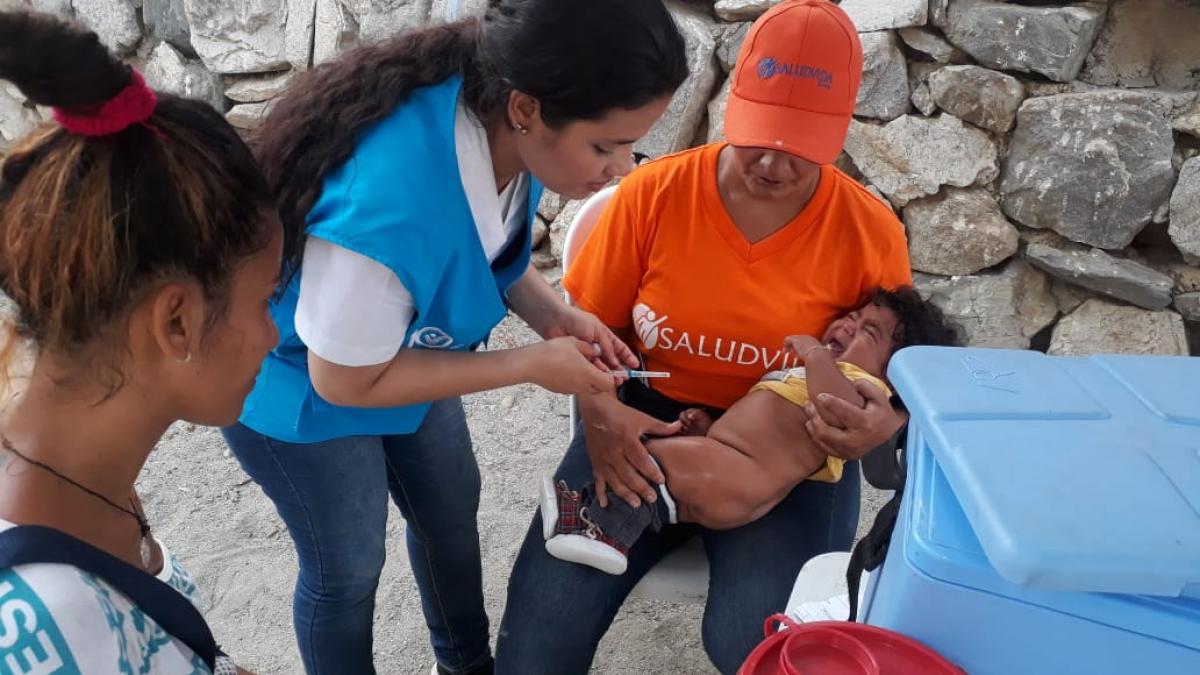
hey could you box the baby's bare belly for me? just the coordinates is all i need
[707,389,829,491]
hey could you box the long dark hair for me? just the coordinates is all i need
[254,0,689,275]
[0,11,274,391]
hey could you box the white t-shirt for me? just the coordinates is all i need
[0,519,222,674]
[294,95,530,368]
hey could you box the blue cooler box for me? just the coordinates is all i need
[861,348,1200,674]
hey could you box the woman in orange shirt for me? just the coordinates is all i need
[496,2,912,673]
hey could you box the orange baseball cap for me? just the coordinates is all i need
[724,0,864,165]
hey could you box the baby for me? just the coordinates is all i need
[540,287,962,574]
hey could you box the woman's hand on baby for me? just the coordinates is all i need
[524,337,618,396]
[803,379,907,460]
[544,306,639,370]
[580,395,679,508]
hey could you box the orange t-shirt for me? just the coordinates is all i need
[563,143,913,410]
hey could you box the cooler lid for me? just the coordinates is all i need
[888,347,1200,597]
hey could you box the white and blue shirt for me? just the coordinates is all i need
[0,519,212,674]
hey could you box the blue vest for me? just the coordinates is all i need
[240,76,543,443]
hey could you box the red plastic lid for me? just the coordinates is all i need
[781,626,879,675]
[739,615,963,675]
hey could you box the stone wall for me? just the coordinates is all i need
[2,0,1199,356]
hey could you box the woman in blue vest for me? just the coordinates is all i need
[221,2,688,673]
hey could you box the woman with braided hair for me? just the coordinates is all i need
[0,10,281,674]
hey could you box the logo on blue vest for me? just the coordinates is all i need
[756,57,833,90]
[409,326,456,349]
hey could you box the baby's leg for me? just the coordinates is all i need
[648,390,831,530]
[647,435,788,530]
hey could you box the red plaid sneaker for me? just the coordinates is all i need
[539,475,629,575]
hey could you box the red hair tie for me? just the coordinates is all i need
[52,69,158,137]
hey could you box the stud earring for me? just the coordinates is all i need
[514,123,529,135]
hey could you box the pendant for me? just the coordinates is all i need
[140,535,152,569]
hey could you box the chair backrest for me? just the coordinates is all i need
[562,184,619,275]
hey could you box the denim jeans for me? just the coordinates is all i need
[494,384,861,675]
[222,398,490,674]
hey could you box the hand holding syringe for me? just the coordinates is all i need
[580,340,670,381]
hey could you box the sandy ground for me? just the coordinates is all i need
[138,314,889,675]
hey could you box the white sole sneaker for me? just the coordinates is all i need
[546,533,628,575]
[539,474,559,541]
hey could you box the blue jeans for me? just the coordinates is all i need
[495,397,861,674]
[222,398,490,675]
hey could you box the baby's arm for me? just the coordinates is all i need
[784,335,866,410]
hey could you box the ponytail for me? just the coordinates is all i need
[0,11,275,392]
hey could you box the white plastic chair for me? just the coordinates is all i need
[562,185,710,604]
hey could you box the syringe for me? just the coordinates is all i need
[608,369,671,379]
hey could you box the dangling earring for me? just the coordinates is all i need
[178,351,192,365]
